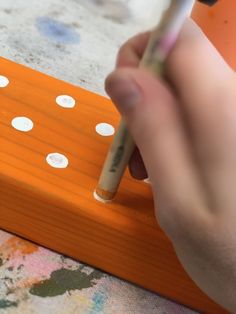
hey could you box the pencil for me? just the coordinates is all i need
[95,0,195,202]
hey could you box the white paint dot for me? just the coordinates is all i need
[144,178,151,184]
[93,190,111,203]
[56,95,76,108]
[11,117,34,132]
[0,75,9,88]
[95,123,115,136]
[46,153,69,169]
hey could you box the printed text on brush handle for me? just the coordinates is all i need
[109,127,129,173]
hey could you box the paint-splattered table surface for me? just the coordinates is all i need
[0,1,198,313]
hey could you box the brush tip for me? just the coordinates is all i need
[93,190,113,203]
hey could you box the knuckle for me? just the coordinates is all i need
[118,41,129,57]
[116,42,130,66]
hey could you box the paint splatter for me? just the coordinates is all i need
[0,299,18,309]
[0,237,38,259]
[90,292,107,313]
[7,266,14,271]
[30,268,103,297]
[36,17,80,44]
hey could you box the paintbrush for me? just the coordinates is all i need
[95,0,217,202]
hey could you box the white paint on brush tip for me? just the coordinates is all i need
[95,123,115,136]
[144,178,151,184]
[46,153,69,168]
[93,190,111,203]
[56,95,76,108]
[0,75,9,87]
[11,117,34,132]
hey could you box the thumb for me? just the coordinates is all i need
[105,68,205,231]
[105,67,190,186]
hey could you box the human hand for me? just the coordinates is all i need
[105,19,236,311]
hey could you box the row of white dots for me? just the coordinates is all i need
[11,116,115,137]
[1,75,115,169]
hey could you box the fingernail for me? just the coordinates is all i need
[106,74,141,114]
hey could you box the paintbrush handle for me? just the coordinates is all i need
[141,0,195,73]
[95,119,135,201]
[95,0,195,202]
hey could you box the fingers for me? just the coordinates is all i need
[166,19,235,157]
[166,19,236,202]
[105,68,208,236]
[116,32,150,68]
[116,20,235,169]
[116,32,150,180]
[129,147,148,180]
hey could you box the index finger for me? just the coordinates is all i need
[116,31,150,68]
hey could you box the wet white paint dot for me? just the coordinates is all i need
[93,190,111,204]
[56,95,76,108]
[95,123,115,137]
[11,117,34,132]
[0,75,9,88]
[46,153,69,169]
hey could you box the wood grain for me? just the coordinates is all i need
[0,57,227,313]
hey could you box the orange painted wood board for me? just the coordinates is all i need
[0,57,227,313]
